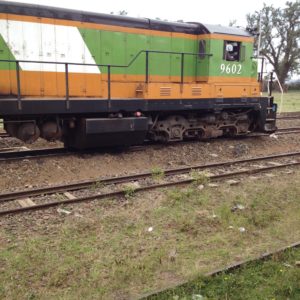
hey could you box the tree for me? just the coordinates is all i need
[247,1,300,85]
[118,10,128,16]
[228,19,237,27]
[110,10,128,16]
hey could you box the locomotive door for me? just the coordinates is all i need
[170,37,184,83]
[196,39,209,82]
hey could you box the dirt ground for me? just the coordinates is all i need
[0,118,299,192]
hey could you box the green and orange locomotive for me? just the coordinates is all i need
[0,1,277,149]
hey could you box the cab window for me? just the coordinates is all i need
[223,41,241,61]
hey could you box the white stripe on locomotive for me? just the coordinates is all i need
[0,19,100,74]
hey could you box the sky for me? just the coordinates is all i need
[4,0,290,27]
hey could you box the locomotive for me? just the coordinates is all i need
[0,1,277,149]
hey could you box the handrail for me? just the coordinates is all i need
[251,56,265,83]
[0,50,212,68]
[0,50,213,109]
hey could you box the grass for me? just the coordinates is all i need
[146,247,300,300]
[271,90,300,113]
[91,180,105,190]
[123,184,137,199]
[190,170,210,186]
[151,167,165,181]
[0,171,300,299]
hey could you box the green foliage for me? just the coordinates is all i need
[247,1,300,84]
[151,167,165,181]
[217,204,232,224]
[91,180,105,190]
[146,248,300,300]
[166,187,194,207]
[287,79,300,90]
[123,185,136,199]
[271,91,300,112]
[190,170,210,185]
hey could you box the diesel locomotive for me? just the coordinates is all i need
[0,1,277,149]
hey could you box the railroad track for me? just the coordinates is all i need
[276,127,300,131]
[247,127,300,137]
[274,127,300,135]
[0,146,30,153]
[0,151,299,217]
[0,147,71,161]
[141,240,300,299]
[0,127,300,162]
[0,145,149,162]
[277,113,300,120]
[0,132,9,138]
[277,116,300,120]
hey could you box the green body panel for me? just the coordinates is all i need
[0,34,16,70]
[79,27,257,80]
[80,28,199,78]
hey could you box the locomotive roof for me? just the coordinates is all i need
[202,24,252,37]
[0,1,252,37]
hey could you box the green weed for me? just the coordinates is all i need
[190,170,210,186]
[123,185,136,199]
[91,180,105,190]
[151,167,165,181]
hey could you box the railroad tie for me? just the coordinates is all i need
[18,198,36,208]
[64,192,76,200]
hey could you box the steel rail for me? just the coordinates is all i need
[246,128,300,137]
[277,113,300,120]
[276,130,300,135]
[0,132,9,138]
[0,146,30,153]
[0,147,70,161]
[0,158,299,216]
[277,116,300,120]
[139,240,300,299]
[276,127,300,131]
[0,145,148,162]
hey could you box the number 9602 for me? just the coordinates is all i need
[220,64,242,75]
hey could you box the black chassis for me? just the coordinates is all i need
[0,97,276,130]
[0,96,273,116]
[0,97,276,148]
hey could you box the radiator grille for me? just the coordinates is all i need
[191,87,202,96]
[160,87,171,96]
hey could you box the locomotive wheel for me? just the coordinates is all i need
[154,115,188,142]
[41,122,62,141]
[17,123,40,143]
[5,123,18,137]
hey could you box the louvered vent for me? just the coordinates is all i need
[160,87,171,96]
[192,87,202,96]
